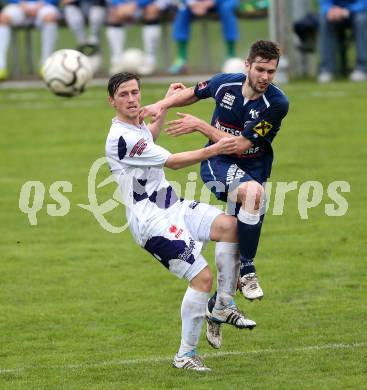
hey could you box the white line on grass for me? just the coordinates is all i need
[1,341,366,374]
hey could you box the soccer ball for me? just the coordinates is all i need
[42,49,93,97]
[222,57,246,74]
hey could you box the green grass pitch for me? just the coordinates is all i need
[0,80,366,389]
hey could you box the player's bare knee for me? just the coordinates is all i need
[210,214,238,243]
[43,13,58,23]
[144,4,159,20]
[238,181,264,211]
[217,215,238,242]
[190,266,213,292]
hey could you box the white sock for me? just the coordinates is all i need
[178,286,209,357]
[64,5,86,45]
[106,26,126,61]
[142,24,161,65]
[40,22,58,65]
[237,208,260,225]
[0,25,11,69]
[214,242,240,311]
[88,6,105,44]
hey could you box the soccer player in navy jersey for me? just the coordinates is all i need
[141,40,289,348]
[106,73,256,370]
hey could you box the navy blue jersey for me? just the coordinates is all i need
[194,73,289,183]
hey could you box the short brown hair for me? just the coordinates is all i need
[247,40,281,65]
[108,72,140,97]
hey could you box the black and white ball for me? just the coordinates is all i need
[42,49,93,97]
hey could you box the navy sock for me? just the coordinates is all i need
[207,292,217,313]
[237,210,264,277]
[240,257,256,276]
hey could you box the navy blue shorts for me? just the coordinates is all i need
[200,158,261,216]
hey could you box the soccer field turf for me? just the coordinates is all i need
[0,81,366,389]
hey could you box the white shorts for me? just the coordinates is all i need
[133,199,223,281]
[2,3,60,27]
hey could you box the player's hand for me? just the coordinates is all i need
[327,6,349,21]
[139,102,164,124]
[23,1,42,17]
[190,0,214,16]
[215,137,237,155]
[165,112,202,137]
[165,83,186,98]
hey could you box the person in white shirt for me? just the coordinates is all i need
[105,72,256,371]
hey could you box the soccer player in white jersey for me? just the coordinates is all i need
[105,72,256,371]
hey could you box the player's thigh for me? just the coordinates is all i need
[2,4,27,26]
[142,2,160,20]
[180,199,223,242]
[36,4,60,24]
[114,1,137,21]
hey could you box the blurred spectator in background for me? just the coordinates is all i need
[0,0,60,80]
[169,0,239,74]
[107,0,171,75]
[318,0,367,83]
[63,0,106,52]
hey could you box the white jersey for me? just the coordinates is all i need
[105,117,223,281]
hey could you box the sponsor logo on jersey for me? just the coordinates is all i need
[220,92,235,110]
[249,109,260,119]
[215,119,242,136]
[226,164,246,184]
[169,224,184,239]
[253,120,273,137]
[198,81,208,90]
[234,146,262,159]
[129,138,147,157]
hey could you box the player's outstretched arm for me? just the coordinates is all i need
[140,87,199,123]
[164,137,237,170]
[148,83,186,141]
[165,112,232,141]
[166,112,254,154]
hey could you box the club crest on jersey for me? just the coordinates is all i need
[249,109,260,119]
[220,93,235,110]
[254,120,272,137]
[129,138,147,157]
[198,81,207,90]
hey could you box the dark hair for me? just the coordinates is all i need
[107,72,140,97]
[247,40,281,65]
